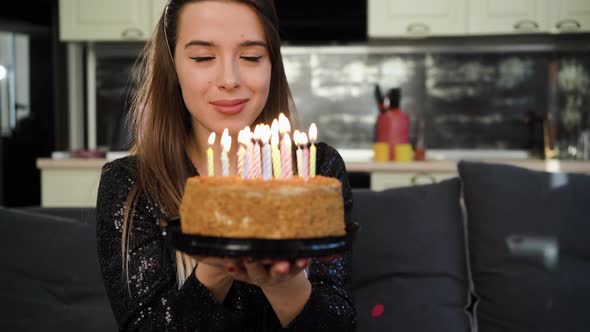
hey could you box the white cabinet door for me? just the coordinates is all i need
[469,0,549,34]
[550,0,590,33]
[368,0,469,37]
[152,0,168,32]
[59,0,151,41]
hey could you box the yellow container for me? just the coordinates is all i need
[395,144,413,162]
[373,143,390,162]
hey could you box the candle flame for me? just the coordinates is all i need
[293,130,301,146]
[237,129,247,145]
[283,132,291,146]
[253,124,262,141]
[278,113,291,134]
[208,132,216,146]
[309,123,317,143]
[301,132,309,145]
[271,120,279,145]
[221,128,231,152]
[260,125,271,144]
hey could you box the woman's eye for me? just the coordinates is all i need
[241,56,263,62]
[190,56,215,62]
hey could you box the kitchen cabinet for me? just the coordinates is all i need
[59,0,153,41]
[469,0,549,34]
[368,0,469,37]
[152,0,168,30]
[550,0,590,33]
[369,0,590,37]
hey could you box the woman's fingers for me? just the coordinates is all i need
[270,261,290,275]
[295,258,309,269]
[243,258,273,284]
[192,256,238,268]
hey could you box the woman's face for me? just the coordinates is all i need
[174,1,272,138]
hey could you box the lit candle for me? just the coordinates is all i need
[294,130,303,178]
[301,132,309,180]
[237,129,247,178]
[243,126,253,178]
[281,133,292,178]
[278,113,291,137]
[220,128,231,176]
[309,123,317,178]
[207,132,216,176]
[271,119,282,179]
[260,125,272,180]
[279,115,292,178]
[250,125,262,179]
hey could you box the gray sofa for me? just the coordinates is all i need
[1,161,589,331]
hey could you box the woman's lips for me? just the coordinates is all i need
[210,99,249,115]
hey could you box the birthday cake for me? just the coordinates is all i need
[178,115,345,240]
[178,175,345,239]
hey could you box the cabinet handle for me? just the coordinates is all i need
[406,23,430,35]
[555,19,581,32]
[513,19,539,32]
[410,172,436,186]
[121,27,144,40]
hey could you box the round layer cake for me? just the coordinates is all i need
[179,176,345,239]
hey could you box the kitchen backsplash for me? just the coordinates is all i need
[94,44,590,158]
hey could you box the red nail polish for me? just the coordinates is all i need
[227,266,236,272]
[302,260,309,268]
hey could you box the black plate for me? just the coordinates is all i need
[160,216,359,259]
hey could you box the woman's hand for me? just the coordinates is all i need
[192,256,238,303]
[225,258,312,326]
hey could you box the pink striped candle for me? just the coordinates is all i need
[249,125,262,179]
[281,133,292,179]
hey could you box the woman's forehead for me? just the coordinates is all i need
[176,1,266,45]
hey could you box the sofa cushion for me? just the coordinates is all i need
[350,178,471,332]
[0,208,117,331]
[459,161,590,332]
[20,207,96,225]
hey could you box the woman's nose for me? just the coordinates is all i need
[217,60,240,90]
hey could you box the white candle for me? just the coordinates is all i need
[207,132,216,177]
[278,114,292,178]
[309,123,317,178]
[271,119,282,179]
[301,132,309,180]
[260,125,272,181]
[220,128,231,176]
[237,129,247,178]
[242,126,253,178]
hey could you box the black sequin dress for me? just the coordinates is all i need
[96,142,356,331]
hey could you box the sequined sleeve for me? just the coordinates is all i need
[96,157,245,331]
[281,143,357,331]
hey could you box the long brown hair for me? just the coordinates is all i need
[121,0,297,286]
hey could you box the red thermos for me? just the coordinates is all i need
[375,88,409,160]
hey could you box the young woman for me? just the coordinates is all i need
[96,0,356,330]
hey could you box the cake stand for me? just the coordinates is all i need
[160,216,359,260]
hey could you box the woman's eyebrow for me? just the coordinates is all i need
[184,40,267,49]
[184,40,214,49]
